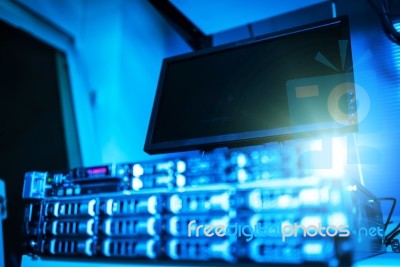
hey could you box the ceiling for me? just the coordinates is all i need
[170,0,329,35]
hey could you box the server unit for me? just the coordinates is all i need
[21,142,385,266]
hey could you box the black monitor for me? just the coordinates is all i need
[145,16,357,154]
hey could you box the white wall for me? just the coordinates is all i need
[75,0,191,163]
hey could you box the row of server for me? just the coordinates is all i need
[22,141,385,266]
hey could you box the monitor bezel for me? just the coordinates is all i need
[144,16,356,154]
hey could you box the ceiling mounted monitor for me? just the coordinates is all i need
[145,16,357,154]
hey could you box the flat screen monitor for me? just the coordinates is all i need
[145,16,357,154]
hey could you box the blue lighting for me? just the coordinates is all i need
[393,22,400,32]
[170,0,327,34]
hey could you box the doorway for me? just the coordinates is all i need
[0,20,80,267]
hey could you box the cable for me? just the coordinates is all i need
[379,197,397,233]
[367,0,400,44]
[387,229,400,242]
[378,197,400,247]
[385,224,400,245]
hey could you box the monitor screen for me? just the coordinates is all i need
[145,16,357,154]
